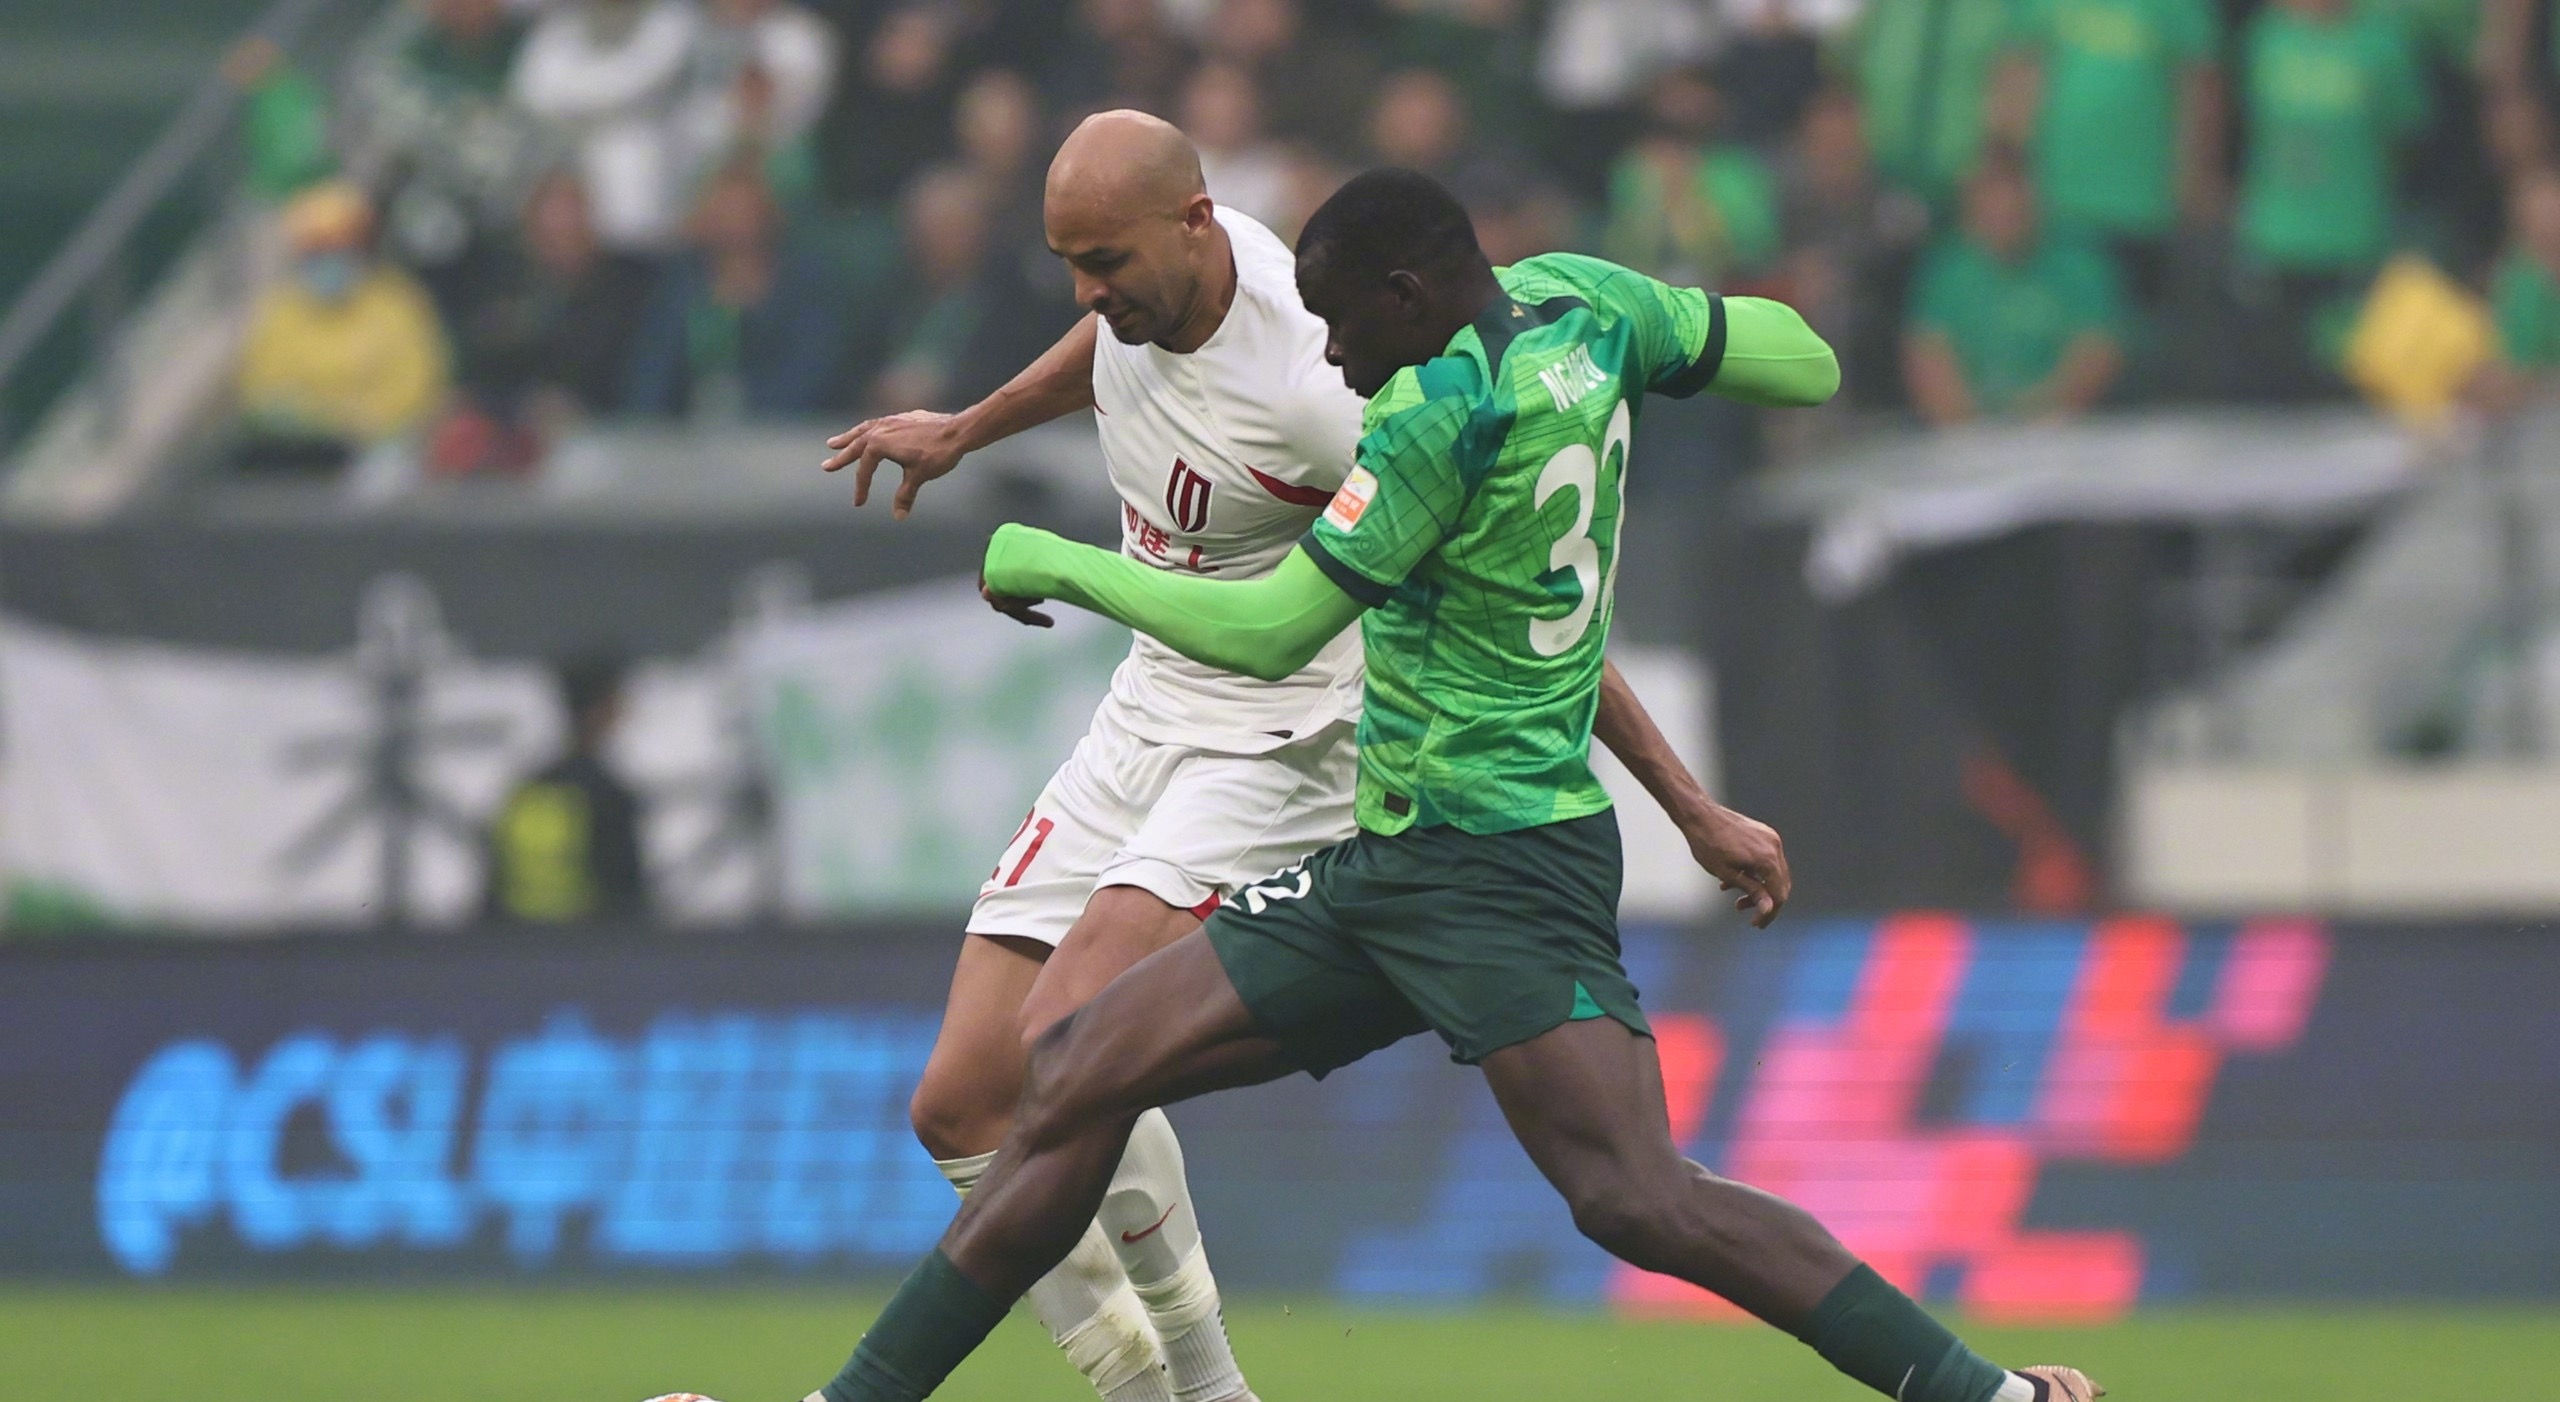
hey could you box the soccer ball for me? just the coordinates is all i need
[640,1395,724,1402]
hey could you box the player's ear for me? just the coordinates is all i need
[1385,269,1426,319]
[1182,193,1216,236]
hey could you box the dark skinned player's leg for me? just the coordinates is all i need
[1021,887,1254,1402]
[1481,1016,1854,1320]
[1018,885,1202,1038]
[910,936,1174,1402]
[1483,1017,2035,1402]
[909,896,1226,1402]
[820,932,1294,1402]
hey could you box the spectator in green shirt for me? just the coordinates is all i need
[2231,0,2428,397]
[2000,0,2223,300]
[2237,0,2428,276]
[2477,166,2560,408]
[1903,152,2129,422]
[1846,0,2024,207]
[1599,67,1784,290]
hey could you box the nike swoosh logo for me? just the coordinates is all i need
[1120,1203,1178,1244]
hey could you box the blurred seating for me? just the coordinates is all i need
[431,170,655,475]
[2,0,2545,500]
[622,156,846,419]
[675,0,838,201]
[849,164,1052,415]
[510,0,703,255]
[1599,67,1783,291]
[2229,0,2431,399]
[2490,167,2560,389]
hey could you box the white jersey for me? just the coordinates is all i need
[1088,207,1368,753]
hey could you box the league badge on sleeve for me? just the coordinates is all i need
[1324,466,1378,532]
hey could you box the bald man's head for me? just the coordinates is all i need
[1048,110,1205,217]
[1044,110,1226,347]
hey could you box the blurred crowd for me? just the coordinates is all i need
[223,0,2560,478]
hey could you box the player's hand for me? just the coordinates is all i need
[823,410,968,518]
[979,570,1055,628]
[1680,803,1790,928]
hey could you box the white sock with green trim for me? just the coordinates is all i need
[937,1150,1171,1402]
[1097,1110,1248,1402]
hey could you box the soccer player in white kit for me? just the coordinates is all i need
[819,113,1791,1402]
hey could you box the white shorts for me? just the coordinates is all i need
[966,709,1358,948]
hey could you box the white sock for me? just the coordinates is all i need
[1097,1110,1248,1402]
[1992,1373,2039,1402]
[937,1151,1172,1402]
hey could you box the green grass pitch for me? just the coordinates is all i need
[11,1287,2552,1401]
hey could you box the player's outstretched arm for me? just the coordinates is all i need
[1708,296,1840,409]
[984,525,1366,681]
[1593,659,1792,927]
[822,315,1101,516]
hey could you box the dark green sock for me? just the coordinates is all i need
[1794,1264,2010,1402]
[820,1250,1011,1402]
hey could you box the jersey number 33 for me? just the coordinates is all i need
[1528,399,1632,657]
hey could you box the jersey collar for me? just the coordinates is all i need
[1466,287,1591,375]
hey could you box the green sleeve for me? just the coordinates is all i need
[1710,295,1843,406]
[1510,253,1834,404]
[982,528,1368,683]
[1593,265,1722,397]
[1506,253,1725,396]
[1306,373,1473,601]
[1577,268,1836,406]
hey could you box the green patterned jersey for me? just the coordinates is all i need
[1303,253,1728,835]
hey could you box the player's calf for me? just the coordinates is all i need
[941,1015,1171,1302]
[1100,1109,1254,1402]
[1574,1171,2104,1402]
[908,934,1174,1402]
[1495,1020,2096,1402]
[939,1147,1172,1402]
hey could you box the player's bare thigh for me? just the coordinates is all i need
[909,931,1050,1160]
[1018,884,1203,1046]
[912,888,1199,1158]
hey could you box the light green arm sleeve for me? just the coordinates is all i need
[1711,295,1842,408]
[983,526,1368,682]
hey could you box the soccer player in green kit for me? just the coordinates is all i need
[803,170,2103,1402]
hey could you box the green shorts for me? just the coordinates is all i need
[1202,808,1650,1078]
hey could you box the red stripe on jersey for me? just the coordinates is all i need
[1248,466,1335,507]
[1190,891,1223,919]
